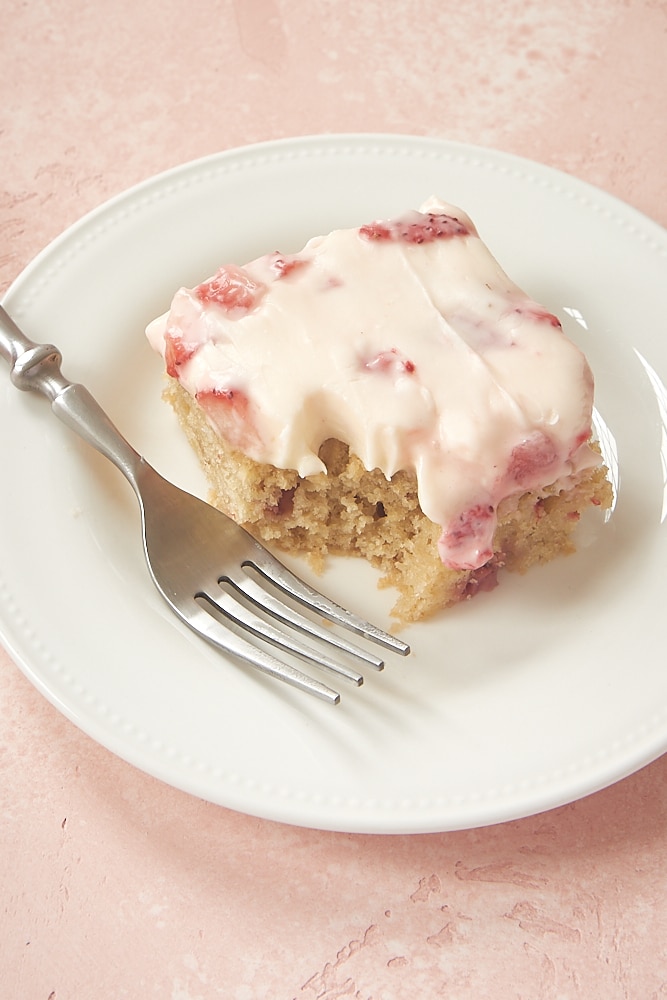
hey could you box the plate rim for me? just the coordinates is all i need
[6,131,667,310]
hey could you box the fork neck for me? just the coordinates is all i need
[53,382,147,492]
[1,304,145,494]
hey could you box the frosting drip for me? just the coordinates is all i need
[146,197,599,571]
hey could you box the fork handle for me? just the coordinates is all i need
[0,304,145,490]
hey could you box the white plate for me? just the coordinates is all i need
[2,134,666,834]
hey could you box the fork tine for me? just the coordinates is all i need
[229,574,385,670]
[198,587,364,686]
[187,602,342,703]
[241,542,411,657]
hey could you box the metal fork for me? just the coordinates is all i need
[0,304,409,703]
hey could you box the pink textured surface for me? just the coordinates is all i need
[2,1,667,996]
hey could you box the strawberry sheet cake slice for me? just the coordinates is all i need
[146,197,612,623]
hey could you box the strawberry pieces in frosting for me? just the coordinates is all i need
[507,432,559,485]
[195,387,260,453]
[266,252,310,279]
[164,331,197,379]
[440,503,496,571]
[363,348,416,375]
[512,304,563,330]
[359,210,471,244]
[195,265,266,312]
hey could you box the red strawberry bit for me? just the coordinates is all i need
[569,428,591,456]
[513,305,562,329]
[359,221,393,240]
[196,386,249,412]
[462,558,502,599]
[267,252,309,279]
[364,348,416,375]
[195,265,266,312]
[164,331,197,379]
[265,487,296,517]
[507,433,558,484]
[449,504,494,541]
[195,386,258,451]
[359,210,470,244]
[439,504,495,569]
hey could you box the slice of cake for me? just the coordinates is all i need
[146,197,612,623]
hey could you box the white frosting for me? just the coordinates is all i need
[146,197,599,571]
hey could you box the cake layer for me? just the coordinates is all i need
[164,379,612,623]
[147,198,604,573]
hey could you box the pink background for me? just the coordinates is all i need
[2,1,667,995]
